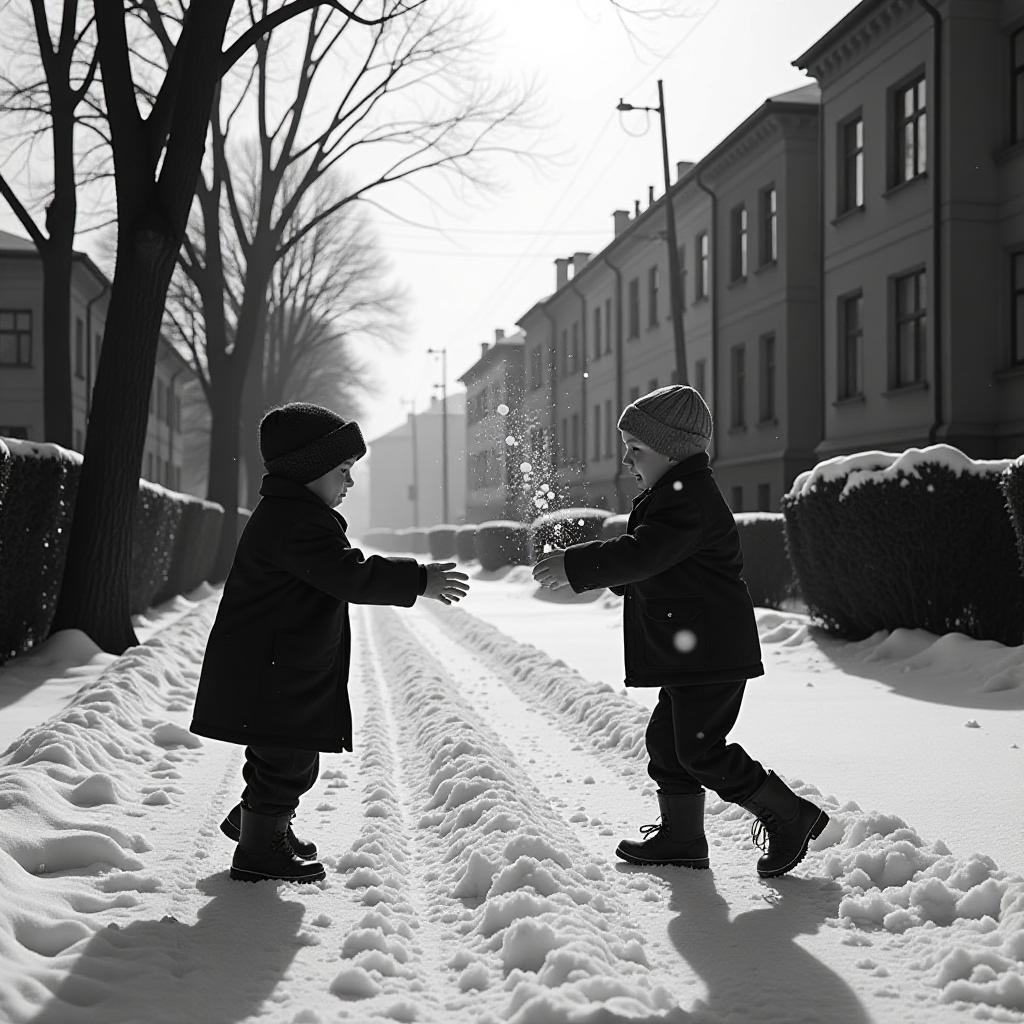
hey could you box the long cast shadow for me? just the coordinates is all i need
[622,865,871,1024]
[27,872,308,1024]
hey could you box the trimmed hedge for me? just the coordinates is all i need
[1002,457,1024,580]
[156,496,224,603]
[476,520,530,571]
[734,513,796,610]
[530,507,612,558]
[361,527,396,552]
[602,514,629,539]
[129,483,185,613]
[428,524,458,560]
[455,524,478,562]
[782,446,1024,643]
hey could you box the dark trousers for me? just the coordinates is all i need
[645,681,766,804]
[241,745,320,818]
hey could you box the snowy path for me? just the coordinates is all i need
[0,592,1021,1023]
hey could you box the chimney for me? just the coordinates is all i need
[555,257,570,289]
[648,185,655,207]
[481,342,490,357]
[494,328,505,342]
[572,251,591,275]
[634,199,641,216]
[676,160,696,181]
[613,209,631,236]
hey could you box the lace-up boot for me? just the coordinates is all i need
[220,802,317,859]
[615,791,710,868]
[229,808,326,883]
[742,771,829,878]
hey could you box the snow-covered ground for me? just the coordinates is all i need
[0,563,1021,1023]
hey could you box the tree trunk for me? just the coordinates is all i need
[40,244,74,448]
[241,336,266,509]
[51,227,177,652]
[207,368,244,580]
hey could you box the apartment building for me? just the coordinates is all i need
[794,0,1024,458]
[458,328,527,522]
[0,229,199,491]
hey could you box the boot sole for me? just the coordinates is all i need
[757,810,829,879]
[229,864,326,883]
[615,844,710,869]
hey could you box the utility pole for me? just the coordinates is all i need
[617,79,688,384]
[427,346,449,523]
[402,397,419,527]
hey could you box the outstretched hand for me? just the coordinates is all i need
[423,562,470,605]
[532,550,569,591]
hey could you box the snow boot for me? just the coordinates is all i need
[229,808,326,883]
[220,802,318,859]
[615,791,710,869]
[742,771,829,878]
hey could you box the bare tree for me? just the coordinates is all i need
[0,1,103,447]
[50,0,426,654]
[158,0,533,576]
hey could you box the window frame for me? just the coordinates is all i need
[891,267,928,388]
[891,72,928,187]
[647,265,659,327]
[696,232,709,301]
[730,344,746,428]
[1013,27,1024,145]
[758,332,776,422]
[838,290,865,400]
[729,204,748,281]
[1012,250,1024,366]
[758,185,778,266]
[627,277,640,339]
[838,111,865,214]
[0,309,33,367]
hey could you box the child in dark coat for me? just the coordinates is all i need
[191,402,469,883]
[532,385,827,878]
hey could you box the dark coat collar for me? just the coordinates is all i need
[631,451,710,507]
[258,474,348,530]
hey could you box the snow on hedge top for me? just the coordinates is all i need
[1,437,82,464]
[787,444,1015,501]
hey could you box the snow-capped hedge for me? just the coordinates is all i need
[427,524,458,560]
[0,439,226,660]
[782,445,1023,643]
[476,521,530,571]
[396,527,428,555]
[360,527,396,551]
[455,523,478,563]
[734,512,797,610]
[1001,456,1024,579]
[530,507,611,557]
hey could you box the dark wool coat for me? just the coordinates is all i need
[564,453,764,687]
[190,475,423,752]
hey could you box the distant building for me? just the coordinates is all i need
[457,328,527,522]
[0,229,202,492]
[367,393,466,530]
[794,0,1024,458]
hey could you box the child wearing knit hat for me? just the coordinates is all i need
[533,385,828,878]
[191,402,469,884]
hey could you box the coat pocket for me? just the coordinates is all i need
[639,599,708,668]
[270,631,338,672]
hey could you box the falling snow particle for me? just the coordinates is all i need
[674,630,697,653]
[520,462,532,473]
[505,436,517,446]
[673,481,683,491]
[497,404,509,416]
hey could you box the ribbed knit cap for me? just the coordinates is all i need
[259,403,366,484]
[617,385,713,460]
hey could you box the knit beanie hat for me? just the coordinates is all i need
[259,403,366,484]
[617,385,713,460]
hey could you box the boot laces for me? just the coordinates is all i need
[750,815,779,852]
[639,820,664,839]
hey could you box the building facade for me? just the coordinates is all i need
[0,230,199,491]
[794,0,1024,458]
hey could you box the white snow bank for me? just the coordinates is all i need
[787,444,1014,500]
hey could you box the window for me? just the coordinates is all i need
[593,306,602,359]
[757,484,771,512]
[893,75,927,185]
[0,310,32,366]
[648,266,659,327]
[1013,29,1024,145]
[759,186,777,265]
[593,404,602,460]
[730,205,748,281]
[570,321,579,372]
[648,378,658,394]
[604,298,613,354]
[839,115,865,213]
[758,333,776,422]
[604,399,613,456]
[893,269,927,386]
[75,318,85,379]
[839,292,864,398]
[731,485,743,512]
[146,452,154,479]
[1013,252,1024,365]
[678,244,687,309]
[627,278,640,338]
[696,232,709,300]
[730,345,746,428]
[559,329,568,377]
[695,358,707,398]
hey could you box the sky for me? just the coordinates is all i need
[0,0,860,445]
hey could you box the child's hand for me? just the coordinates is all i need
[423,562,470,605]
[532,550,569,591]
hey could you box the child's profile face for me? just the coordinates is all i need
[620,431,677,490]
[306,458,357,507]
